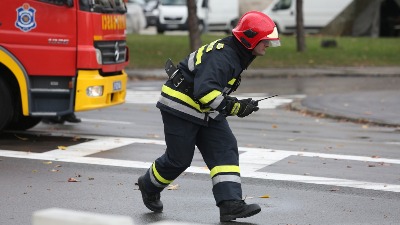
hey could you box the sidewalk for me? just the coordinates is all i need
[126,67,400,127]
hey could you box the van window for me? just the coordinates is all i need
[273,0,292,11]
[160,0,186,5]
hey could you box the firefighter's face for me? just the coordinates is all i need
[252,40,270,56]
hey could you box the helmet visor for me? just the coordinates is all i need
[269,40,281,47]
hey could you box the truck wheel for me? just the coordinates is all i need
[4,77,41,131]
[6,115,41,131]
[0,78,13,131]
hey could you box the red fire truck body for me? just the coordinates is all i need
[0,0,129,132]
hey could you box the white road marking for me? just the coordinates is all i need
[1,136,399,193]
[125,90,303,109]
[125,91,160,104]
[81,118,132,125]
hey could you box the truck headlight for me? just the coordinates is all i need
[86,86,103,97]
[95,48,102,65]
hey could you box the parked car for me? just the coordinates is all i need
[126,0,147,33]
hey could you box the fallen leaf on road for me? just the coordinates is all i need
[14,134,28,141]
[147,133,160,138]
[167,184,179,190]
[259,195,270,198]
[68,177,80,182]
[58,146,67,150]
[72,136,81,141]
[42,161,52,165]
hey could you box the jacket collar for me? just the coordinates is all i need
[221,36,256,70]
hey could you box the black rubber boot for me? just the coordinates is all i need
[219,200,261,222]
[64,113,81,123]
[137,175,163,213]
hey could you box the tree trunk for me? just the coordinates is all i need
[187,0,202,51]
[296,0,306,52]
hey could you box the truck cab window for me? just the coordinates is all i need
[80,0,126,13]
[38,0,65,6]
[273,0,292,11]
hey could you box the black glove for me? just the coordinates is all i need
[236,98,259,118]
[224,97,259,117]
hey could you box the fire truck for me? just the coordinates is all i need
[0,0,129,132]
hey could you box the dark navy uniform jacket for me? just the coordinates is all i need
[157,36,255,126]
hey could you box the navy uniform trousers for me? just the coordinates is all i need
[141,110,242,205]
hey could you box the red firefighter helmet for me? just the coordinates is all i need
[232,11,280,49]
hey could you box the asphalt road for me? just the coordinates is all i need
[1,76,400,225]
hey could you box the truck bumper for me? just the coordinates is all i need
[74,70,127,112]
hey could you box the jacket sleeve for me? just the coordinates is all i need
[192,47,236,111]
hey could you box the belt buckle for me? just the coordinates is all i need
[174,76,184,87]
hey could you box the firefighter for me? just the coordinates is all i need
[137,11,280,222]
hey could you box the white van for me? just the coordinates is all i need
[263,0,352,34]
[156,0,239,34]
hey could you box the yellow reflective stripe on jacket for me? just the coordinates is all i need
[199,90,222,105]
[162,85,202,111]
[228,78,236,85]
[210,165,240,178]
[206,39,220,52]
[152,163,173,184]
[195,45,206,66]
[159,96,210,120]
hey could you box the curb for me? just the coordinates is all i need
[288,99,400,128]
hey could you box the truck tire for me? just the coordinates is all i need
[6,93,41,131]
[6,115,41,131]
[3,76,41,131]
[0,78,13,131]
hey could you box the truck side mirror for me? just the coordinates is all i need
[64,0,74,7]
